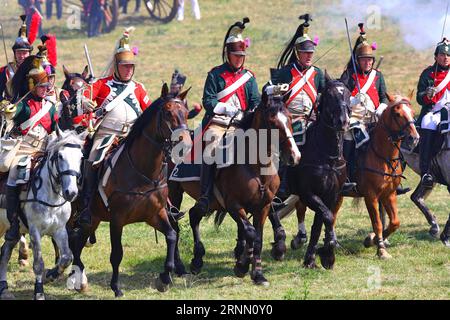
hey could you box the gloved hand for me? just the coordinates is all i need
[375,103,388,118]
[354,92,369,106]
[81,96,97,113]
[213,102,239,117]
[425,87,437,99]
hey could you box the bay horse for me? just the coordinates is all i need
[0,129,86,300]
[169,89,301,286]
[282,93,420,260]
[67,84,192,297]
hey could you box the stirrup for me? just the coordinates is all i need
[271,196,287,211]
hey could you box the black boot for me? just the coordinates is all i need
[192,162,215,214]
[441,214,450,247]
[5,186,21,242]
[419,129,437,188]
[78,161,98,227]
[342,140,357,194]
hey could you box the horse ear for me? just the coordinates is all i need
[324,70,333,83]
[177,86,191,101]
[77,129,88,142]
[81,65,89,79]
[408,89,415,101]
[161,83,169,98]
[63,65,70,78]
[386,92,396,103]
[55,124,63,138]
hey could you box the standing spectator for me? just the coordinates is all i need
[120,0,141,14]
[177,0,200,21]
[46,0,63,20]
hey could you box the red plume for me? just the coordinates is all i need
[28,10,41,45]
[42,34,57,66]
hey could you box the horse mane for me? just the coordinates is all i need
[122,97,164,148]
[236,110,256,130]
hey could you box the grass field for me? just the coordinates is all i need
[0,0,449,300]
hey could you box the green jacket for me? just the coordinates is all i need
[202,63,260,121]
[340,68,388,105]
[14,96,58,135]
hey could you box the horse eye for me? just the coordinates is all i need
[395,113,401,118]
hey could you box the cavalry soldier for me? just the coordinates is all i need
[2,46,58,242]
[77,28,152,226]
[39,35,59,104]
[192,18,260,214]
[169,69,202,119]
[0,15,33,102]
[416,38,450,188]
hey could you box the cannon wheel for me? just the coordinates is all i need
[144,0,179,23]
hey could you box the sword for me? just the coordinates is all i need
[312,44,338,65]
[83,44,96,135]
[84,44,95,80]
[375,56,384,70]
[433,1,449,84]
[0,23,9,65]
[345,18,361,95]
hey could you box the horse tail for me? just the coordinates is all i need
[214,210,227,228]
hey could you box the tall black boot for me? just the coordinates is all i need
[342,139,357,194]
[419,129,437,188]
[78,161,98,227]
[441,214,450,247]
[192,162,215,214]
[4,186,21,242]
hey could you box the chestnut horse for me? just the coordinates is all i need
[281,93,420,260]
[68,84,192,297]
[169,91,301,286]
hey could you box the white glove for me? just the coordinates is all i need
[213,102,239,117]
[376,103,388,118]
[426,87,437,99]
[354,92,369,106]
[81,96,97,113]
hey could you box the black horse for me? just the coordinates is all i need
[287,73,351,269]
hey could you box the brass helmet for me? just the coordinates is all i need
[113,27,137,81]
[222,18,250,63]
[27,45,51,91]
[354,23,376,60]
[12,15,33,52]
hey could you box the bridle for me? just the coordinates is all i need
[380,100,415,143]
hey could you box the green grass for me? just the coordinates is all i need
[0,0,449,300]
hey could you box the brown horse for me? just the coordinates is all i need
[283,93,420,259]
[68,84,192,297]
[169,92,301,286]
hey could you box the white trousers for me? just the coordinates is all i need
[177,0,201,20]
[421,111,441,131]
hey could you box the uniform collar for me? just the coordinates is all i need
[225,62,244,74]
[294,61,312,72]
[434,62,450,72]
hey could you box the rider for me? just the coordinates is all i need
[39,35,59,104]
[416,38,450,188]
[169,69,202,119]
[192,18,260,214]
[0,15,33,103]
[78,28,152,227]
[3,46,58,242]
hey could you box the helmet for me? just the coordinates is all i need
[12,15,33,52]
[222,17,250,62]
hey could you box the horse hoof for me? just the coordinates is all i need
[189,262,202,275]
[0,289,15,300]
[429,225,440,239]
[440,234,450,248]
[18,259,29,267]
[377,248,392,260]
[155,277,171,293]
[303,257,319,269]
[67,267,88,292]
[251,273,270,287]
[114,289,124,298]
[270,245,285,262]
[364,233,376,248]
[318,247,335,270]
[44,268,60,284]
[34,293,45,300]
[233,263,248,278]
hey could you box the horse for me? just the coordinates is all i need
[278,93,420,261]
[401,119,450,241]
[168,88,301,286]
[67,83,192,297]
[0,128,86,300]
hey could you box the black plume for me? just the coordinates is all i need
[11,55,35,102]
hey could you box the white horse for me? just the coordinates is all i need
[0,128,86,300]
[401,131,450,239]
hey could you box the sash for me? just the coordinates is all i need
[19,99,53,132]
[216,71,253,101]
[434,69,450,94]
[360,70,377,94]
[286,66,316,107]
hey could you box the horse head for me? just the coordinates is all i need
[318,71,351,132]
[257,87,301,166]
[46,127,86,202]
[383,92,420,144]
[62,65,90,95]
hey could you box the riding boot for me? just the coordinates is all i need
[192,162,215,214]
[419,129,437,188]
[342,140,357,194]
[4,186,21,242]
[272,164,288,211]
[440,214,450,247]
[78,161,98,227]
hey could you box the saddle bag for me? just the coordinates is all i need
[0,137,22,173]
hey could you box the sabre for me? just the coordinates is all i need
[375,56,384,70]
[313,44,338,65]
[84,44,95,80]
[0,23,9,65]
[433,1,450,83]
[83,44,97,135]
[345,18,361,95]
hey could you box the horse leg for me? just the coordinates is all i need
[51,238,60,266]
[410,184,440,238]
[45,228,73,284]
[29,225,45,300]
[67,216,100,293]
[169,218,187,277]
[154,208,177,293]
[0,238,19,300]
[228,211,246,261]
[303,213,323,269]
[18,235,29,267]
[189,206,205,274]
[251,208,270,287]
[268,208,286,261]
[364,197,391,259]
[232,209,256,278]
[109,218,125,298]
[291,200,308,250]
[381,193,400,240]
